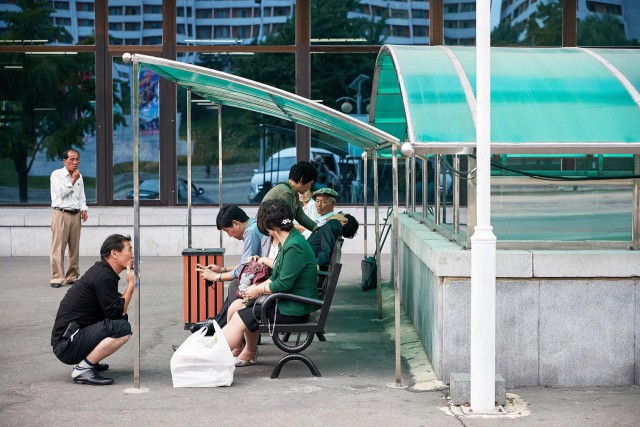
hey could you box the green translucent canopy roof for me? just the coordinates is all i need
[127,54,399,151]
[371,46,640,154]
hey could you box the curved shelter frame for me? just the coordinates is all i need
[370,46,640,250]
[371,46,640,154]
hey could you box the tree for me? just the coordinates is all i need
[522,1,563,46]
[491,20,523,46]
[578,14,638,46]
[0,0,95,202]
[186,0,387,163]
[492,0,638,47]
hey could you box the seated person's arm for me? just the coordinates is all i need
[257,256,275,269]
[243,279,272,300]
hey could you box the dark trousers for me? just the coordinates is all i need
[213,279,239,327]
[53,319,131,365]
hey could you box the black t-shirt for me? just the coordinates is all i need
[51,260,126,346]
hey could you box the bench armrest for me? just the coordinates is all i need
[260,293,323,324]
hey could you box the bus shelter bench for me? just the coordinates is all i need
[258,262,342,379]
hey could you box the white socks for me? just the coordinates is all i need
[71,358,94,378]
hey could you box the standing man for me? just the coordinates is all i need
[51,234,135,385]
[50,149,88,288]
[262,160,318,232]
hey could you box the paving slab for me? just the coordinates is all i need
[0,255,639,427]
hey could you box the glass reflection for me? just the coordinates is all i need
[112,58,159,201]
[108,2,162,45]
[0,0,94,45]
[176,1,295,45]
[176,53,296,206]
[0,52,96,203]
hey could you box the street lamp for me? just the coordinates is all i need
[335,74,371,203]
[336,73,370,116]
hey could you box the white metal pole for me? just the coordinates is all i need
[392,144,401,387]
[470,0,497,413]
[131,57,141,390]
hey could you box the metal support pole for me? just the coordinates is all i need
[132,59,141,389]
[434,155,441,225]
[633,155,640,249]
[218,105,223,247]
[422,158,427,222]
[467,155,477,248]
[470,0,497,413]
[373,151,382,319]
[405,157,410,212]
[186,89,192,248]
[392,144,401,387]
[362,152,368,258]
[411,156,416,214]
[453,155,460,234]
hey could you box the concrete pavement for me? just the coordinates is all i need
[1,254,639,427]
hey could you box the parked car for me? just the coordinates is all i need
[248,147,341,203]
[125,178,213,204]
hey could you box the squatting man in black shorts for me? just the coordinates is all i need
[51,234,135,385]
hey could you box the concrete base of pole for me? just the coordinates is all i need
[124,387,150,394]
[449,373,505,406]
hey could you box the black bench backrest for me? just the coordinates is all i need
[318,237,343,299]
[315,262,341,329]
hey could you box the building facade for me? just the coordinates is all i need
[500,0,640,41]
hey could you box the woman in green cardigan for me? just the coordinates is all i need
[222,199,318,367]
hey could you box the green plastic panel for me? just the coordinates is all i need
[371,46,640,149]
[591,48,640,96]
[137,59,399,151]
[372,46,476,143]
[450,47,640,143]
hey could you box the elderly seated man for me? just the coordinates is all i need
[312,187,338,227]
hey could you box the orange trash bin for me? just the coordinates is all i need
[182,248,225,329]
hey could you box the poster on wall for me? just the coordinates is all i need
[139,68,159,136]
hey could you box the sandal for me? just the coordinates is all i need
[235,349,258,367]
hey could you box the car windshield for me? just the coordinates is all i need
[139,180,160,192]
[257,156,296,173]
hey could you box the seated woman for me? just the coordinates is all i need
[222,199,318,367]
[307,212,359,267]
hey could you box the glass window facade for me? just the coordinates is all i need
[0,0,638,225]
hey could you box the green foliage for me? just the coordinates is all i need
[183,0,386,165]
[2,0,71,44]
[491,0,638,47]
[578,14,638,46]
[522,1,563,46]
[491,20,523,46]
[0,0,96,202]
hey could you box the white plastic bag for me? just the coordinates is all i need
[170,320,235,387]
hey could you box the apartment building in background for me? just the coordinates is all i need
[0,0,480,46]
[500,0,640,41]
[0,0,296,46]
